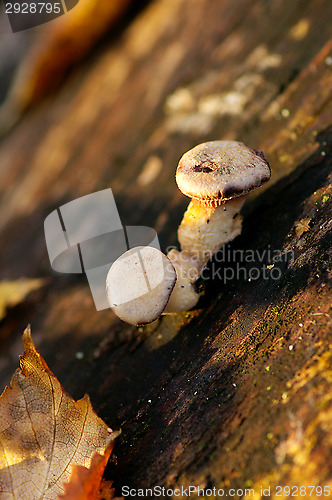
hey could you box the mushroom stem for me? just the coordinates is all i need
[164,248,200,312]
[177,195,246,274]
[163,195,246,313]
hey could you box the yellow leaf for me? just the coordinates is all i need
[0,278,45,322]
[0,327,119,499]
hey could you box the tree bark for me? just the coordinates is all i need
[0,0,331,498]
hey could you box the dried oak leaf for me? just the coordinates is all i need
[0,327,120,499]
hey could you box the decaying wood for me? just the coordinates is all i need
[0,0,331,498]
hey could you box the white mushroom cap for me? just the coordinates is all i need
[176,140,271,205]
[106,246,177,325]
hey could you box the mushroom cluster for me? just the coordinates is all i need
[106,140,271,325]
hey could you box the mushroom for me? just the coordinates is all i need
[175,140,271,274]
[106,246,176,325]
[107,140,271,323]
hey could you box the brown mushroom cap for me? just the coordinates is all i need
[176,140,271,205]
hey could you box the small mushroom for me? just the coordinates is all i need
[175,140,271,273]
[106,246,176,325]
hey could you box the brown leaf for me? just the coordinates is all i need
[0,327,119,499]
[59,441,116,500]
[295,217,311,238]
[97,480,118,500]
[0,0,133,134]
